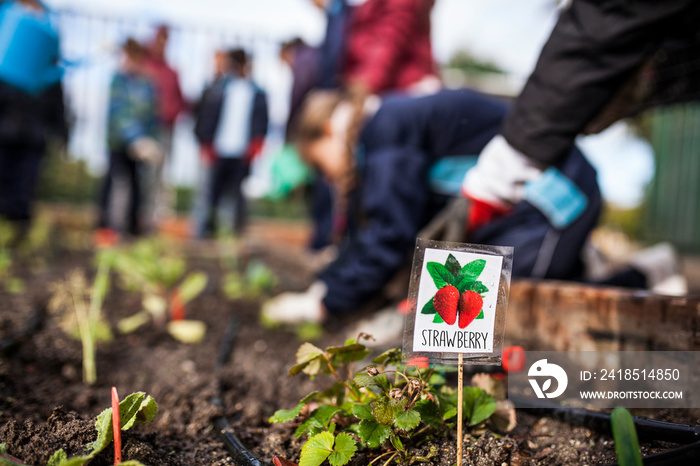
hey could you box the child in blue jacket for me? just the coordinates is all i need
[263,88,601,324]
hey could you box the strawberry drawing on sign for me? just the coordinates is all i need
[421,254,489,329]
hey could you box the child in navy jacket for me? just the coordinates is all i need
[262,88,601,324]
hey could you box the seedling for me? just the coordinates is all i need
[110,239,208,334]
[48,253,113,384]
[611,407,643,466]
[0,392,157,466]
[270,338,497,466]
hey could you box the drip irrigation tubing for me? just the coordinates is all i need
[511,395,700,465]
[211,314,268,466]
[510,395,700,444]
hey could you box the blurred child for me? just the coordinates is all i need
[0,0,67,241]
[262,88,602,324]
[143,24,187,226]
[97,38,162,238]
[195,49,268,236]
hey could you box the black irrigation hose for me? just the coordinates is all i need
[211,314,268,466]
[0,304,45,355]
[511,395,700,465]
[510,395,700,444]
[623,440,700,466]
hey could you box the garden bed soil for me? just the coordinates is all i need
[0,220,697,465]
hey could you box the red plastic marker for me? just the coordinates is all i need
[170,289,185,321]
[111,387,122,464]
[502,346,525,373]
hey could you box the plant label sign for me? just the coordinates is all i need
[402,238,513,365]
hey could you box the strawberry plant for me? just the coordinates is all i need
[0,392,157,466]
[421,254,489,329]
[270,337,498,466]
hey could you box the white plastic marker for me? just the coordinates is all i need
[402,238,513,466]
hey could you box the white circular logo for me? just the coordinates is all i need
[528,359,568,398]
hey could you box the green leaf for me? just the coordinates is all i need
[47,450,67,466]
[328,433,357,466]
[611,407,643,466]
[414,400,443,430]
[327,342,371,365]
[373,373,391,393]
[390,433,404,451]
[458,259,486,283]
[296,417,325,438]
[372,347,401,365]
[445,254,462,279]
[426,262,455,288]
[358,419,391,448]
[58,457,92,466]
[177,271,208,303]
[372,397,397,425]
[352,372,375,388]
[290,343,327,376]
[270,404,304,424]
[117,311,151,334]
[312,405,342,428]
[301,391,320,405]
[421,296,436,314]
[475,309,484,319]
[463,387,496,426]
[352,404,374,420]
[124,393,158,428]
[326,343,366,355]
[299,431,334,466]
[437,392,458,420]
[270,392,318,424]
[295,405,341,437]
[433,313,444,324]
[394,409,421,431]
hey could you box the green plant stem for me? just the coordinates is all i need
[70,282,95,385]
[324,355,362,402]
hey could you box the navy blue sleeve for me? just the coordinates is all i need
[250,89,269,140]
[320,145,431,314]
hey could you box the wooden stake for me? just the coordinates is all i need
[457,353,463,466]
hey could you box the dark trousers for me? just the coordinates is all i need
[0,143,42,222]
[98,148,142,236]
[204,157,249,235]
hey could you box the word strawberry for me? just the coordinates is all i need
[433,285,459,325]
[458,290,483,329]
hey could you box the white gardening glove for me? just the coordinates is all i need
[261,281,327,325]
[462,135,544,209]
[127,137,165,165]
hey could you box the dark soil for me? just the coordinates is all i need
[0,215,696,465]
